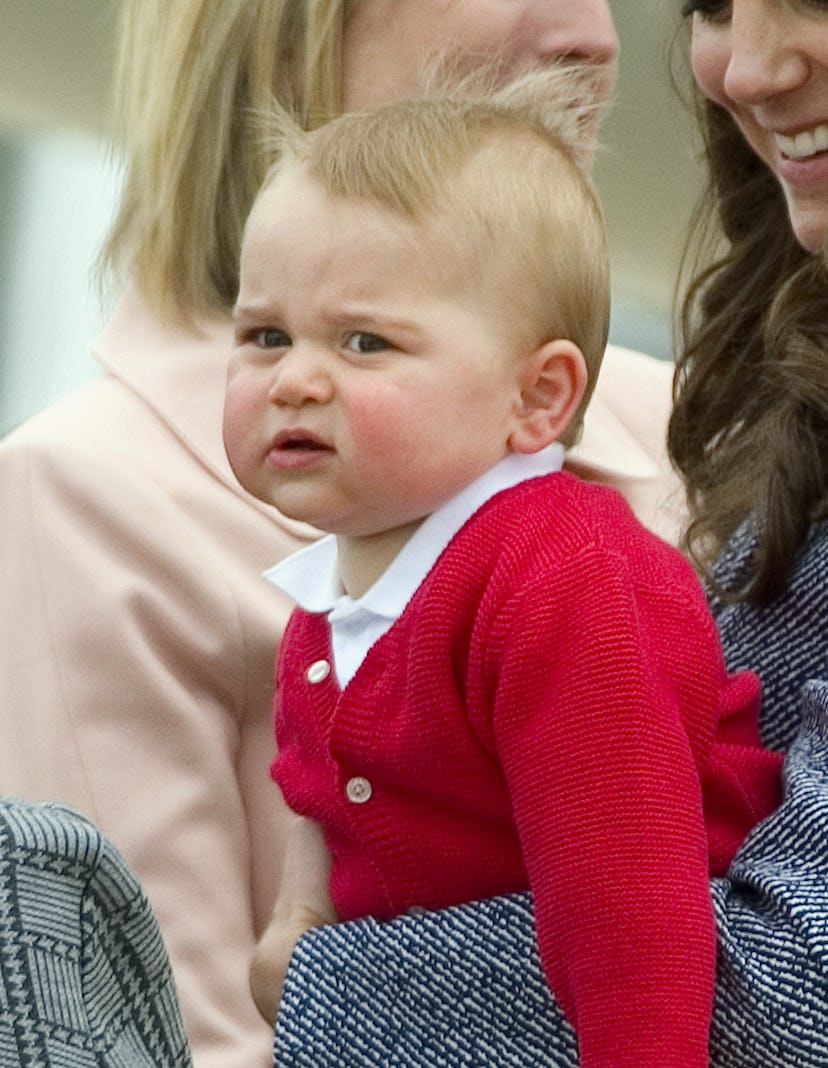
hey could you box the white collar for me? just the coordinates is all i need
[264,442,565,618]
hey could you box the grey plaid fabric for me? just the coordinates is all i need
[275,519,828,1067]
[0,798,192,1067]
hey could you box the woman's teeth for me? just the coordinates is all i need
[776,124,828,161]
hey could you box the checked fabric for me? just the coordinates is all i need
[0,798,191,1068]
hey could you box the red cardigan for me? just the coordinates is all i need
[272,472,782,1068]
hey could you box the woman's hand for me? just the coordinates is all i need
[250,815,337,1024]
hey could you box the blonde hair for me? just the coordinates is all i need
[264,95,610,433]
[100,0,346,321]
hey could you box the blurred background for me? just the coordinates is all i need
[0,0,701,436]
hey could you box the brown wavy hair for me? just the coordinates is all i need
[668,94,828,605]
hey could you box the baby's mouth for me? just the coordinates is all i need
[271,430,334,458]
[282,438,324,450]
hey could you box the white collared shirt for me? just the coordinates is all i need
[264,443,565,688]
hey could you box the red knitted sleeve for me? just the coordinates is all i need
[489,545,718,1068]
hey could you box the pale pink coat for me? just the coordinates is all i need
[0,289,684,1068]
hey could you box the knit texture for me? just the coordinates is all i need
[274,520,828,1068]
[273,474,781,1068]
[0,798,192,1068]
[709,517,828,750]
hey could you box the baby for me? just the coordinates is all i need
[224,96,782,1068]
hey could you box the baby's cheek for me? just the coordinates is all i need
[347,391,419,454]
[223,384,261,473]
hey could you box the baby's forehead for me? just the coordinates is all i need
[254,162,440,239]
[248,148,538,294]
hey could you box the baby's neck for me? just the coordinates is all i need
[336,521,424,599]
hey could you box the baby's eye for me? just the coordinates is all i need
[343,332,389,355]
[254,328,291,349]
[682,0,730,19]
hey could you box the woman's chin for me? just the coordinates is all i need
[786,201,828,255]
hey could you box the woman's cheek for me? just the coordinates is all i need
[690,27,729,109]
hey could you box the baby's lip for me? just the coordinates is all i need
[266,428,334,471]
[271,428,332,451]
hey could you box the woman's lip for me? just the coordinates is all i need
[776,148,828,187]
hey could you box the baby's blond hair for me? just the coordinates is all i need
[263,95,610,436]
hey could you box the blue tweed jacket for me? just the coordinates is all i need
[275,519,828,1067]
[0,798,192,1067]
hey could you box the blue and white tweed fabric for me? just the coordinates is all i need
[274,520,828,1066]
[277,890,575,1067]
[708,518,828,753]
[0,798,192,1068]
[710,679,828,1068]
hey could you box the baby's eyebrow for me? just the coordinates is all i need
[232,297,281,325]
[330,306,424,336]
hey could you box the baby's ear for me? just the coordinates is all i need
[508,339,587,454]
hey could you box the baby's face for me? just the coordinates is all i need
[224,167,531,546]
